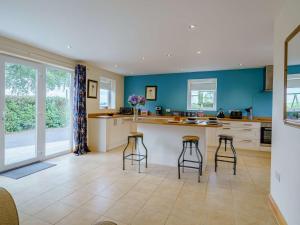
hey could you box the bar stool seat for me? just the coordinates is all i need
[218,134,233,141]
[123,132,148,173]
[129,132,143,137]
[182,135,199,142]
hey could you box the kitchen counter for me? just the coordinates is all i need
[88,113,272,123]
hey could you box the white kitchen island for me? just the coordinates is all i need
[136,119,221,168]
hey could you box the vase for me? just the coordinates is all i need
[133,107,138,121]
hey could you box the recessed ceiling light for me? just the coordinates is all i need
[239,63,243,66]
[67,44,72,49]
[142,56,145,60]
[166,53,172,57]
[114,64,118,68]
[196,51,201,55]
[189,24,196,30]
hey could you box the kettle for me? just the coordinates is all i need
[217,108,225,118]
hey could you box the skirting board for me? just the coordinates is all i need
[268,194,288,225]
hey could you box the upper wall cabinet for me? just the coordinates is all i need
[284,25,300,127]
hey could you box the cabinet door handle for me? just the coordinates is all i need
[242,129,252,131]
[243,124,252,126]
[241,140,251,143]
[223,128,231,130]
[222,122,230,125]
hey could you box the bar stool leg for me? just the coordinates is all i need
[141,137,148,168]
[182,142,187,173]
[215,139,222,172]
[178,141,185,179]
[194,142,201,182]
[230,140,237,175]
[195,142,203,176]
[123,136,130,170]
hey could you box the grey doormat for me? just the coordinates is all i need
[0,162,56,179]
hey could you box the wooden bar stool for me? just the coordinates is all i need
[123,132,148,173]
[215,135,237,175]
[178,135,203,182]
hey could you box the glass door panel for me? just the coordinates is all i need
[45,67,72,156]
[4,62,38,165]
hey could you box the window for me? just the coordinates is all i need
[99,77,116,109]
[187,78,217,111]
[287,74,300,112]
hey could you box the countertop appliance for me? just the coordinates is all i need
[155,106,163,115]
[245,107,253,120]
[217,109,225,118]
[119,107,133,115]
[229,110,243,119]
[261,122,272,146]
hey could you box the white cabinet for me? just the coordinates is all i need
[88,117,133,152]
[207,121,262,151]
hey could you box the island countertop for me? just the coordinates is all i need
[134,118,222,128]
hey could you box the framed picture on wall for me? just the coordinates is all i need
[87,79,98,98]
[145,86,157,101]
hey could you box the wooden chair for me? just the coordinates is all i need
[0,187,19,225]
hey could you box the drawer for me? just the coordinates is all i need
[221,121,260,128]
[216,127,260,139]
[233,138,260,150]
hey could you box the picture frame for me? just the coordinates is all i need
[87,79,98,98]
[145,86,157,101]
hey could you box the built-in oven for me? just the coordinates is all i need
[260,122,272,146]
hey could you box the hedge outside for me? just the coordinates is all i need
[5,96,69,133]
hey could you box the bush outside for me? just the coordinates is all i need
[5,96,69,133]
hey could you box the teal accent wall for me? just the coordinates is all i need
[288,65,300,74]
[124,68,273,117]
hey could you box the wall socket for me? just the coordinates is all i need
[275,171,281,183]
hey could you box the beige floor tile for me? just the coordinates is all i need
[2,147,273,225]
[34,202,74,224]
[59,190,95,207]
[56,207,100,225]
[131,208,169,225]
[22,216,52,225]
[80,195,117,215]
[104,201,141,224]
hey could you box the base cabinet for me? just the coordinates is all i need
[207,121,270,151]
[88,117,133,152]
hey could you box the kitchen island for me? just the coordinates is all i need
[135,118,221,168]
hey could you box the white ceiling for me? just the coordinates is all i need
[0,0,283,75]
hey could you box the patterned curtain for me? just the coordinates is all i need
[73,64,89,155]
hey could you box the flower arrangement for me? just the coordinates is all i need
[128,95,146,107]
[128,95,146,121]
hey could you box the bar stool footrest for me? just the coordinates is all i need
[216,159,235,163]
[124,154,146,161]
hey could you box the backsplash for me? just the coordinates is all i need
[124,67,273,117]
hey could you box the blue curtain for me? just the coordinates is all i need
[73,64,89,155]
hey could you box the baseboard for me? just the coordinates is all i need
[268,194,288,225]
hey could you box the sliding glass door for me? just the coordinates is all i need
[0,55,73,172]
[45,67,72,157]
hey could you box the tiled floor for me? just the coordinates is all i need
[0,146,277,225]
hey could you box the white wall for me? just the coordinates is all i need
[271,1,300,224]
[84,63,124,114]
[0,36,124,114]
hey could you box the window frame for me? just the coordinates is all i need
[99,77,116,110]
[187,78,217,111]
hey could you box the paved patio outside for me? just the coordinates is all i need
[5,127,71,165]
